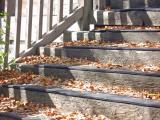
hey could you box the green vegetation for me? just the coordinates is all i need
[0,12,6,69]
[0,12,15,69]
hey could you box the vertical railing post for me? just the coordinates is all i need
[69,0,73,14]
[0,0,5,12]
[93,0,109,10]
[26,0,33,49]
[14,0,22,58]
[58,0,64,22]
[37,0,44,40]
[78,0,93,31]
[47,0,53,31]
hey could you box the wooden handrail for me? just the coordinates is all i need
[2,0,92,65]
[20,6,84,57]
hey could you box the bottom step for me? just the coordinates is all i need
[1,85,160,120]
[0,112,48,120]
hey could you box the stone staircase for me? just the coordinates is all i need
[1,0,160,120]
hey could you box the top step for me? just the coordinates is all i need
[111,0,160,9]
[95,0,160,10]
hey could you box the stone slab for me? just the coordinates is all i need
[39,47,160,66]
[63,31,160,43]
[110,0,160,9]
[18,64,160,90]
[0,85,160,120]
[92,9,160,26]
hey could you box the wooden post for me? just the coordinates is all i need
[58,0,64,22]
[93,0,109,10]
[47,0,53,31]
[14,0,22,58]
[78,0,93,31]
[26,0,33,49]
[37,0,44,40]
[0,0,5,12]
[69,0,73,14]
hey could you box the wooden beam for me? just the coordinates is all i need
[19,7,84,57]
[14,0,22,58]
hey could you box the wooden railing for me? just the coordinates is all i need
[2,0,93,67]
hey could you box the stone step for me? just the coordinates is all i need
[63,30,160,43]
[39,46,160,66]
[110,0,160,9]
[18,64,160,90]
[92,9,160,26]
[0,112,48,120]
[1,84,160,120]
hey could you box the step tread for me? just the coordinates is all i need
[63,30,160,43]
[97,8,160,12]
[110,0,160,9]
[18,63,160,77]
[92,9,160,26]
[1,86,159,120]
[1,84,160,108]
[41,46,160,51]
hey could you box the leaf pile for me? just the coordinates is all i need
[0,95,109,120]
[17,56,160,72]
[95,25,160,30]
[48,40,160,49]
[0,70,160,100]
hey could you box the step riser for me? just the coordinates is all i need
[111,0,160,9]
[64,31,160,43]
[19,65,160,90]
[1,87,160,120]
[92,10,160,26]
[39,47,160,66]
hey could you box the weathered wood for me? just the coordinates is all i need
[37,0,44,40]
[14,0,22,58]
[69,0,73,13]
[19,7,84,57]
[26,0,33,49]
[4,0,11,68]
[58,0,64,22]
[0,0,5,12]
[93,0,108,10]
[47,0,53,31]
[78,0,93,30]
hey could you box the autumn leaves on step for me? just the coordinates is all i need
[0,70,160,100]
[18,55,160,72]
